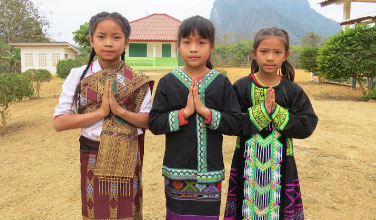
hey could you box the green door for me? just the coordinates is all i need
[162,44,171,57]
[129,43,147,57]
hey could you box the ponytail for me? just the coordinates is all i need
[121,50,125,61]
[250,59,259,74]
[281,60,295,82]
[206,53,213,69]
[72,49,96,108]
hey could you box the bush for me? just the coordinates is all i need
[56,56,89,79]
[299,47,320,73]
[23,69,51,97]
[0,73,33,132]
[317,24,376,93]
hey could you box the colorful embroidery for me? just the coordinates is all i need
[251,83,267,106]
[162,166,225,183]
[235,137,241,149]
[116,72,126,86]
[208,109,221,130]
[171,68,192,89]
[284,179,304,220]
[286,137,294,156]
[171,68,222,183]
[272,104,289,131]
[86,154,95,218]
[103,130,137,139]
[168,110,180,132]
[225,168,239,217]
[249,103,272,131]
[79,95,88,107]
[242,131,283,220]
[165,178,221,202]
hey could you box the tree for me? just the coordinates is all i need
[299,46,319,73]
[0,73,33,132]
[301,32,322,47]
[72,22,91,54]
[0,0,50,43]
[56,56,89,79]
[317,24,376,94]
[0,41,21,73]
[23,69,51,97]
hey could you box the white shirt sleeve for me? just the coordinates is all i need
[139,87,152,113]
[136,87,152,135]
[53,67,83,117]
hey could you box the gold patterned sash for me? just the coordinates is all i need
[79,62,151,192]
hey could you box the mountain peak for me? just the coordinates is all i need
[210,0,340,44]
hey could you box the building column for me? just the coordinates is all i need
[153,44,156,67]
[343,0,351,29]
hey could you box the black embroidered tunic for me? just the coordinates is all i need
[149,68,242,184]
[224,74,318,220]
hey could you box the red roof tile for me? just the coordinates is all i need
[130,14,182,42]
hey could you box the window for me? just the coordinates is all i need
[39,53,47,66]
[25,54,33,67]
[162,44,171,57]
[52,54,60,66]
[129,43,147,57]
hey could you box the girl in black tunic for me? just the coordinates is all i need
[223,27,318,220]
[149,16,241,219]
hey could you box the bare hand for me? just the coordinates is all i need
[99,80,111,117]
[192,79,210,119]
[109,80,124,116]
[183,80,195,119]
[265,87,276,114]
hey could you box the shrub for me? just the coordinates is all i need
[0,73,33,132]
[23,69,51,97]
[56,56,89,79]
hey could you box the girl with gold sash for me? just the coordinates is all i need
[54,12,153,220]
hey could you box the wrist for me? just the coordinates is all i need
[199,106,211,119]
[183,107,193,119]
[98,109,108,119]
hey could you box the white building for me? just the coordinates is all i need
[10,42,80,73]
[126,14,183,68]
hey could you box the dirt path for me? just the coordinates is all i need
[0,69,375,220]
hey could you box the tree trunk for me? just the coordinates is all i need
[367,77,372,96]
[356,78,364,92]
[1,104,8,132]
[36,82,41,98]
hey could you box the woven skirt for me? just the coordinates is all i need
[80,150,143,220]
[164,177,222,219]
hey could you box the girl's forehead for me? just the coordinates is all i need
[94,18,124,33]
[182,29,205,39]
[258,36,286,48]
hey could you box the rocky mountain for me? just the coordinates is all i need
[210,0,341,44]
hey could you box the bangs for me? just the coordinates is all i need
[178,16,215,43]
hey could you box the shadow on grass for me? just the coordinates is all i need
[0,121,36,136]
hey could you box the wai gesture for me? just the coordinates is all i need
[183,79,211,120]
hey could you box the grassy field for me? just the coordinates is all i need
[0,68,375,220]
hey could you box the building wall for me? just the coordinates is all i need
[19,46,77,73]
[126,42,177,58]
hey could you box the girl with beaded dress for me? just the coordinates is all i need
[224,27,318,220]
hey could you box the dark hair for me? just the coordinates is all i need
[72,12,131,107]
[251,27,295,81]
[177,15,215,69]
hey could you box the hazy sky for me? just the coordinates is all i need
[30,0,376,44]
